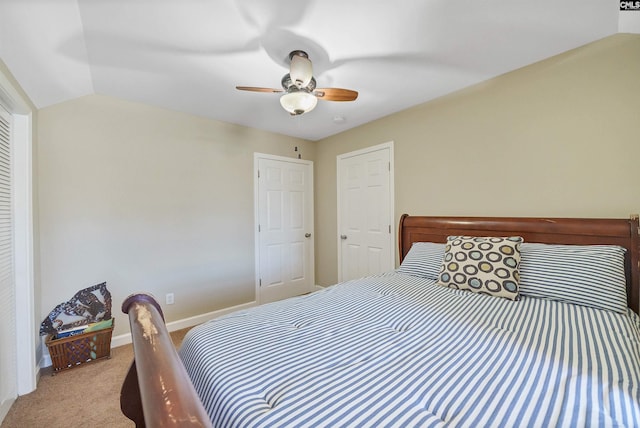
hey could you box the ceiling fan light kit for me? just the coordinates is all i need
[280,88,318,115]
[236,50,358,116]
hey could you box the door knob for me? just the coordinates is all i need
[340,235,347,240]
[305,233,311,238]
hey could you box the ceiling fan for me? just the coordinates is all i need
[236,50,358,116]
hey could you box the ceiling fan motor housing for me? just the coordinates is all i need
[288,50,309,60]
[281,74,316,92]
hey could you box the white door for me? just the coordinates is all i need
[338,142,394,282]
[255,154,314,304]
[0,106,16,419]
[0,77,36,399]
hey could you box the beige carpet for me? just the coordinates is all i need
[1,328,191,428]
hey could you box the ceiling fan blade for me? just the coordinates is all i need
[236,86,283,93]
[314,88,358,102]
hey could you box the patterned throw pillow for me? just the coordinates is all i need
[438,236,523,300]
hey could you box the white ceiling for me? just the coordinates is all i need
[0,0,622,141]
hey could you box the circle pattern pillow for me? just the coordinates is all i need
[438,236,523,301]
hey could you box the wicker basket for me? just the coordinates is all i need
[45,319,114,374]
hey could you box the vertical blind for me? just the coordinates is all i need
[0,106,15,406]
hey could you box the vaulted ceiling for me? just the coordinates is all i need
[0,0,626,140]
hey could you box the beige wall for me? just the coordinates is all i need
[314,33,640,286]
[38,95,313,337]
[35,33,640,335]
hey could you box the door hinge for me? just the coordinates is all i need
[257,169,260,178]
[389,225,391,234]
[388,162,391,171]
[258,224,261,232]
[259,278,262,287]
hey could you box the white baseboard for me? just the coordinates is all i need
[0,397,15,425]
[41,300,258,369]
[39,348,48,372]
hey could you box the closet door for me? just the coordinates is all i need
[255,154,314,304]
[0,106,15,418]
[337,143,394,282]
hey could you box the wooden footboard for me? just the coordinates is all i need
[120,293,212,427]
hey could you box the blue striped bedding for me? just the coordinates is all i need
[179,272,640,427]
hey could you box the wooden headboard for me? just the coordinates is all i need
[398,214,640,314]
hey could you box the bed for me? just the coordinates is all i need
[120,214,640,427]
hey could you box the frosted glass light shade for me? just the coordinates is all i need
[290,55,313,88]
[280,90,318,115]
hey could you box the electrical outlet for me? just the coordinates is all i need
[165,293,174,305]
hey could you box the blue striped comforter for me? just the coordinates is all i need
[179,272,640,427]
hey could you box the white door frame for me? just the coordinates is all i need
[254,153,314,304]
[0,71,36,397]
[337,141,395,283]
